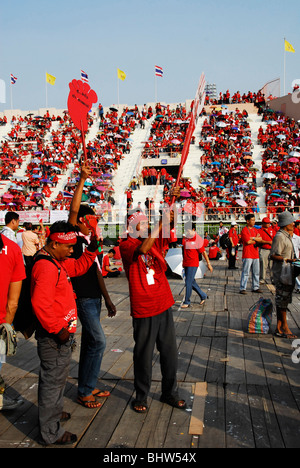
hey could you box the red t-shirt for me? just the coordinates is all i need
[240,226,260,259]
[182,233,205,267]
[0,236,26,323]
[259,227,275,250]
[209,245,220,259]
[102,254,110,277]
[228,228,239,246]
[31,249,97,334]
[119,236,174,318]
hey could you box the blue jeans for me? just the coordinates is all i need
[240,258,260,291]
[183,266,207,305]
[76,297,106,397]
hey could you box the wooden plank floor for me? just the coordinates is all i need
[1,257,300,449]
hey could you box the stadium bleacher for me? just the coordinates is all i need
[0,89,298,224]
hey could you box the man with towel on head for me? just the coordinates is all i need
[120,189,186,414]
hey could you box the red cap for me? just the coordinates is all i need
[262,217,271,223]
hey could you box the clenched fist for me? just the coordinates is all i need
[67,79,98,132]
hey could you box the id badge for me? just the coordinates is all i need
[146,269,155,285]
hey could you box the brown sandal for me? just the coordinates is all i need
[77,395,102,408]
[92,389,110,398]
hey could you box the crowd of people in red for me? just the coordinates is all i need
[144,101,260,221]
[141,103,189,159]
[0,111,84,211]
[205,89,269,107]
[0,105,147,215]
[50,105,148,219]
[259,108,300,218]
[1,87,296,223]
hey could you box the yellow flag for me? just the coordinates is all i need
[285,39,295,53]
[117,68,126,81]
[46,72,56,85]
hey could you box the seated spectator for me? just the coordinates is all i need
[209,242,222,260]
[102,250,121,278]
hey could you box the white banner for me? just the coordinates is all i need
[0,210,50,225]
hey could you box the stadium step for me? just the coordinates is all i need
[131,183,164,212]
[112,116,154,209]
[248,113,268,217]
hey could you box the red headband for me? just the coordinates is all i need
[127,212,148,226]
[50,232,77,244]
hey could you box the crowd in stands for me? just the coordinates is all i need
[141,103,189,159]
[259,108,300,218]
[0,111,83,211]
[0,105,148,216]
[139,101,260,221]
[205,89,269,108]
[1,87,298,223]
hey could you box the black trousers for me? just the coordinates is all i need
[132,309,178,403]
[228,247,237,269]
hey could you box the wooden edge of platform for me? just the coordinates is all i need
[189,382,208,436]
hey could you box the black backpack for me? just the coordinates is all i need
[219,232,231,250]
[13,254,61,339]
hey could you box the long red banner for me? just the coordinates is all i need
[171,73,206,202]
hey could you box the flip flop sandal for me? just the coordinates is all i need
[77,395,102,408]
[92,389,111,398]
[131,399,148,413]
[274,330,297,339]
[160,395,186,409]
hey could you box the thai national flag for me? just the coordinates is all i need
[155,66,163,78]
[81,70,89,83]
[10,74,17,84]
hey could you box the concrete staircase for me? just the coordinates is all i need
[46,118,99,206]
[112,116,154,213]
[131,183,164,211]
[248,113,267,217]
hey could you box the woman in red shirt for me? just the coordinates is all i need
[228,222,239,269]
[181,225,213,308]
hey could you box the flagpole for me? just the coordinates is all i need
[10,80,13,110]
[284,38,286,96]
[45,71,48,108]
[117,76,119,107]
[155,74,157,103]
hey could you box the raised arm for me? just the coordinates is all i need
[68,161,92,226]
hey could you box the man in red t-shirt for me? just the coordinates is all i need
[209,242,221,260]
[240,214,263,294]
[0,233,26,411]
[31,221,99,446]
[120,194,186,413]
[102,250,121,278]
[181,225,213,308]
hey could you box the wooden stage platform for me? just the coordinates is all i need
[1,258,300,449]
